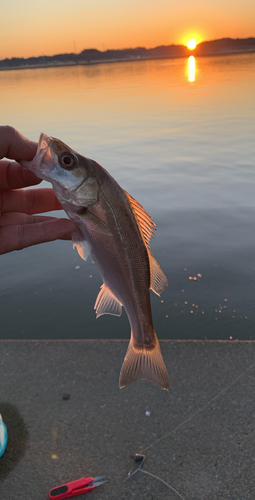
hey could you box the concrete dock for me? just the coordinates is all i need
[0,340,255,499]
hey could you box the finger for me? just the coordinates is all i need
[0,218,75,255]
[0,187,63,214]
[0,126,37,161]
[0,212,68,227]
[0,160,42,190]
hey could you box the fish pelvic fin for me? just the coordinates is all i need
[119,334,170,390]
[72,228,91,261]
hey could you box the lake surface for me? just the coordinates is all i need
[1,53,255,340]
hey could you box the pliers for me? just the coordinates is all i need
[49,476,108,499]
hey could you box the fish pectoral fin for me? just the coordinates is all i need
[94,283,122,318]
[149,252,168,296]
[72,228,91,261]
[119,334,170,390]
[85,210,112,236]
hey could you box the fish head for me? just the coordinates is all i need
[21,133,99,207]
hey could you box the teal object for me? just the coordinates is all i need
[0,414,8,457]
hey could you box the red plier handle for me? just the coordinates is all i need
[49,476,107,499]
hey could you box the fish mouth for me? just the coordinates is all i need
[22,133,88,202]
[33,133,54,171]
[20,132,54,180]
[39,133,88,202]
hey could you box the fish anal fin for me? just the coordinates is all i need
[149,252,168,296]
[119,334,170,390]
[124,190,156,248]
[72,228,91,261]
[94,283,122,318]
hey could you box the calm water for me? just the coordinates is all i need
[1,54,255,340]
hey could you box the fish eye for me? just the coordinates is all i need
[59,152,77,170]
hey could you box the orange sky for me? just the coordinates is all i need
[1,0,255,59]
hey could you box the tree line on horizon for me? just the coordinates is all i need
[1,38,255,69]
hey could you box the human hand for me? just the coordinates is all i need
[0,126,75,254]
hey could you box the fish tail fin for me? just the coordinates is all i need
[119,333,170,390]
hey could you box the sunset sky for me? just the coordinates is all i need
[1,0,255,59]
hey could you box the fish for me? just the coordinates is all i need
[21,133,170,390]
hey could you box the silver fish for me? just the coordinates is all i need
[22,134,170,390]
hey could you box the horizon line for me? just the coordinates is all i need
[2,36,255,62]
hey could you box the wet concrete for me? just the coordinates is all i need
[0,340,255,499]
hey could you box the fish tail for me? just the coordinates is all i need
[119,333,170,390]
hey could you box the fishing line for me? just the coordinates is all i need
[124,455,145,482]
[125,455,186,499]
[124,359,255,498]
[140,470,186,500]
[139,360,255,455]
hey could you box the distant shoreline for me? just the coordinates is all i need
[1,37,255,72]
[0,49,254,73]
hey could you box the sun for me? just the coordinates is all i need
[187,39,197,50]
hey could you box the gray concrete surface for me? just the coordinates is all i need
[0,340,255,500]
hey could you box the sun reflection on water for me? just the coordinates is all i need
[188,56,196,82]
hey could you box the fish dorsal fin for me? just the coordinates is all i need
[94,283,122,318]
[149,252,168,296]
[124,190,156,247]
[124,191,167,295]
[72,228,91,261]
